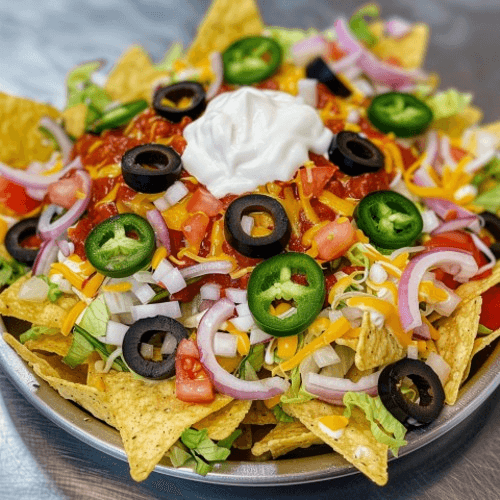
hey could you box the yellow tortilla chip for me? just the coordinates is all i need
[193,399,252,440]
[369,21,429,69]
[61,103,88,138]
[432,105,483,138]
[355,312,405,371]
[0,92,60,169]
[436,297,481,405]
[186,0,264,66]
[24,331,72,357]
[104,46,170,104]
[101,371,231,481]
[283,400,388,486]
[462,326,500,381]
[335,337,359,350]
[233,424,253,450]
[242,400,277,425]
[0,274,79,328]
[252,421,323,459]
[455,262,500,302]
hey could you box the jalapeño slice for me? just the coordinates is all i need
[367,92,433,138]
[87,99,148,134]
[354,191,423,250]
[84,213,156,278]
[247,253,325,337]
[222,36,283,85]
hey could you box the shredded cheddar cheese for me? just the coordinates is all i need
[61,301,87,336]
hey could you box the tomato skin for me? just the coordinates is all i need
[47,174,84,209]
[313,220,357,261]
[175,339,215,403]
[0,177,42,215]
[299,166,335,197]
[479,285,500,330]
[186,187,223,217]
[182,212,210,247]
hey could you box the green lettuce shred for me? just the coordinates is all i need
[348,4,380,47]
[0,256,28,287]
[474,183,500,213]
[472,157,500,188]
[237,343,265,379]
[346,242,370,269]
[19,326,59,344]
[343,392,407,456]
[478,324,493,335]
[273,404,295,423]
[280,365,315,405]
[266,27,319,61]
[425,88,473,121]
[39,276,63,303]
[78,295,110,338]
[154,42,184,71]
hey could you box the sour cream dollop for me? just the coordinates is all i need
[182,87,333,198]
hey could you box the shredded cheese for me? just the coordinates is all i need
[318,191,357,216]
[82,273,106,298]
[276,335,299,360]
[61,301,87,336]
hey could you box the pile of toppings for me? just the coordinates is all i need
[1,0,500,487]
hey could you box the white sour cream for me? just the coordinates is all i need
[182,87,333,198]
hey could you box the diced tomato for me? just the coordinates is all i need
[450,146,467,163]
[384,56,403,67]
[313,219,357,261]
[479,284,500,331]
[327,41,347,61]
[186,187,223,217]
[181,212,210,247]
[47,174,84,209]
[175,339,215,403]
[299,166,335,197]
[424,230,491,288]
[0,177,42,215]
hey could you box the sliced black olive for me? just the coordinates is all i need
[152,81,206,123]
[306,57,351,98]
[328,131,385,176]
[121,315,189,380]
[121,143,182,194]
[378,358,445,426]
[224,194,291,259]
[4,218,40,266]
[490,241,500,259]
[480,211,500,241]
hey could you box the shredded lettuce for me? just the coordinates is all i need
[280,365,315,405]
[154,42,184,71]
[472,156,500,187]
[238,343,265,379]
[266,26,319,61]
[343,392,407,456]
[346,242,370,269]
[425,88,473,121]
[167,442,192,467]
[474,183,500,213]
[78,295,109,338]
[19,326,59,344]
[478,324,493,335]
[273,404,295,423]
[0,256,28,287]
[349,4,380,47]
[38,276,63,303]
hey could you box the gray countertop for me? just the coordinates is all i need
[1,0,500,498]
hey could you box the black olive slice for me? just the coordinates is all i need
[224,194,291,259]
[4,217,40,266]
[480,211,500,241]
[306,57,351,98]
[121,315,189,380]
[378,358,445,426]
[328,131,385,176]
[152,81,206,123]
[490,241,500,259]
[121,143,182,194]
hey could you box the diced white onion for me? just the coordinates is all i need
[236,302,252,318]
[298,78,318,108]
[352,78,375,97]
[346,109,360,124]
[421,210,441,234]
[200,283,221,301]
[225,288,247,304]
[165,181,189,205]
[103,292,136,314]
[153,195,170,212]
[213,332,238,357]
[249,327,273,345]
[328,309,343,323]
[152,259,174,283]
[161,332,178,355]
[265,338,278,365]
[133,271,156,284]
[370,311,385,329]
[140,343,154,360]
[18,277,50,302]
[407,343,419,360]
[425,352,451,385]
[103,347,123,373]
[133,283,156,304]
[312,344,341,368]
[160,268,187,294]
[240,215,254,235]
[369,263,388,284]
[230,315,255,332]
[131,301,181,322]
[104,320,129,346]
[49,273,73,293]
[342,65,362,80]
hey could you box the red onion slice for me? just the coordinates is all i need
[398,248,478,331]
[471,233,496,275]
[412,324,431,340]
[146,208,171,253]
[197,298,289,400]
[180,260,233,280]
[304,370,380,406]
[329,49,362,73]
[56,239,72,258]
[291,35,327,66]
[38,170,92,241]
[385,17,412,38]
[32,239,59,276]
[206,51,223,100]
[431,216,479,235]
[424,198,481,234]
[39,116,73,165]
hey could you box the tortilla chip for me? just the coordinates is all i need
[252,421,323,459]
[0,274,79,328]
[346,363,374,383]
[242,400,277,425]
[335,337,359,350]
[0,92,60,169]
[104,46,170,104]
[455,263,500,302]
[186,0,264,66]
[61,103,88,138]
[355,312,405,371]
[101,371,231,481]
[432,105,483,138]
[369,21,429,69]
[436,297,481,405]
[283,400,388,486]
[24,331,72,357]
[193,399,252,440]
[463,326,500,381]
[233,424,253,450]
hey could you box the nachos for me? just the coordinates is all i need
[1,0,500,487]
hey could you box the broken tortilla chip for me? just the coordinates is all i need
[455,262,500,302]
[24,331,73,357]
[436,296,481,405]
[462,326,500,381]
[193,399,251,440]
[233,424,253,450]
[0,92,60,169]
[432,105,483,138]
[283,400,388,486]
[61,103,88,139]
[186,0,264,66]
[252,421,323,459]
[242,400,277,425]
[0,274,79,328]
